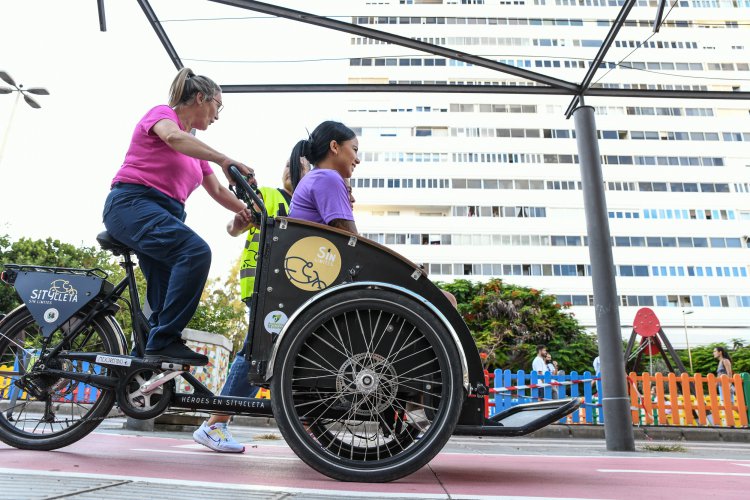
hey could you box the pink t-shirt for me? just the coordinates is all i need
[112,105,213,203]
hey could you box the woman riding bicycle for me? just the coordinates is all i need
[102,68,252,366]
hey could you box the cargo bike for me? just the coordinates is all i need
[0,168,579,482]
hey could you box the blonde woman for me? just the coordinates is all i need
[103,68,252,366]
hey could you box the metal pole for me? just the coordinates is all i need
[573,104,635,451]
[682,310,694,372]
[0,92,21,167]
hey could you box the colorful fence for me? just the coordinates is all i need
[491,369,603,424]
[1,359,101,403]
[490,369,749,428]
[627,372,748,427]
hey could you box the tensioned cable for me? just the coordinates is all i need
[591,0,680,87]
[181,52,750,83]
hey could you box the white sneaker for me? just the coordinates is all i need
[193,422,245,453]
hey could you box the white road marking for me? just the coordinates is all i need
[599,469,750,477]
[130,448,299,461]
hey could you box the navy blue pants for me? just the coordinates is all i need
[103,183,211,351]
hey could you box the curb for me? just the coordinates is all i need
[529,424,750,442]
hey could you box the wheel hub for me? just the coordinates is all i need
[336,352,399,415]
[355,368,378,394]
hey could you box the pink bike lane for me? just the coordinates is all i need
[0,432,748,499]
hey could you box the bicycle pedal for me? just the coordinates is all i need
[160,361,190,371]
[140,370,184,395]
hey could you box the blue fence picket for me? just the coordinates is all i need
[568,371,580,423]
[582,371,593,423]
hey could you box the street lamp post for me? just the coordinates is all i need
[0,70,49,166]
[682,310,694,372]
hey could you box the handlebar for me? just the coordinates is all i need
[229,165,268,223]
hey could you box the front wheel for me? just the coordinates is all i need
[0,306,124,450]
[271,288,464,482]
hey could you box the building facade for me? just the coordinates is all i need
[342,0,750,346]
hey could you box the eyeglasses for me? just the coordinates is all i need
[212,97,224,114]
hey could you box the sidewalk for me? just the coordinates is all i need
[148,414,749,442]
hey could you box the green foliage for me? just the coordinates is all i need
[438,278,598,373]
[676,339,750,375]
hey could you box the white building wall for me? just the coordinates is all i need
[343,0,750,348]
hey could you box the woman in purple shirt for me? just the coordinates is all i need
[288,121,359,233]
[288,120,457,309]
[102,68,252,366]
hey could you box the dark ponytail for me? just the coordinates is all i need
[716,346,731,361]
[288,121,355,190]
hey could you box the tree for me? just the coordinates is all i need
[439,278,598,373]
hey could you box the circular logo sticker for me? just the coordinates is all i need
[264,310,289,334]
[43,308,59,323]
[284,236,342,291]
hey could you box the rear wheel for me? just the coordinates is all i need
[271,288,464,482]
[0,306,123,450]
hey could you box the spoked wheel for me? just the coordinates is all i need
[0,305,123,450]
[271,288,464,482]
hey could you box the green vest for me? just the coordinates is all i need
[239,186,290,301]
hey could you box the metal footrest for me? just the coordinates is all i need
[454,398,580,437]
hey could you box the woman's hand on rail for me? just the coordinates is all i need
[227,208,256,236]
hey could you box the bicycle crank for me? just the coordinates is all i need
[115,368,175,419]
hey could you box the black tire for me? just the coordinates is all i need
[0,305,124,450]
[271,288,464,482]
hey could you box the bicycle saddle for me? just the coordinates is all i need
[96,231,133,256]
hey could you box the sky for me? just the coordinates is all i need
[0,0,360,278]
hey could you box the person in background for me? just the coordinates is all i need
[531,345,549,401]
[545,353,557,375]
[532,345,549,375]
[714,346,734,403]
[345,178,356,209]
[545,352,560,399]
[103,67,251,366]
[592,355,601,396]
[193,158,310,453]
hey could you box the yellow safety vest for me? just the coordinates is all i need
[239,186,290,301]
